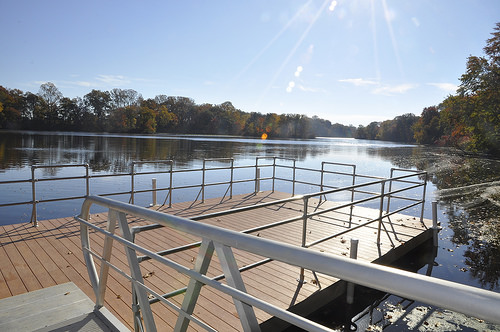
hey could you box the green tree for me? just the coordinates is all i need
[164,96,196,132]
[108,106,137,132]
[59,97,87,130]
[110,88,140,109]
[0,87,24,129]
[355,121,380,140]
[394,113,418,142]
[84,89,111,131]
[413,106,442,144]
[23,92,41,123]
[38,82,63,128]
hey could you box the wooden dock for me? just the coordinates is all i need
[0,191,433,331]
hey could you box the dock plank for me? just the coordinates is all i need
[1,225,42,293]
[3,224,56,290]
[0,191,433,331]
[0,245,28,296]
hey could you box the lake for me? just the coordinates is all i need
[1,130,499,330]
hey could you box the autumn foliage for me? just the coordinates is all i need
[0,86,355,139]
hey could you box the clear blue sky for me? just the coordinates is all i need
[1,0,498,126]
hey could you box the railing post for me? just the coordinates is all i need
[346,238,359,304]
[299,196,309,283]
[272,157,276,192]
[349,165,356,224]
[386,168,394,214]
[319,162,325,203]
[202,160,206,203]
[169,162,173,207]
[130,162,135,205]
[152,178,157,206]
[432,201,439,247]
[320,162,325,193]
[376,181,386,246]
[85,164,90,197]
[292,160,296,196]
[230,158,234,199]
[420,173,429,225]
[254,158,259,193]
[301,196,309,248]
[255,168,260,193]
[30,166,38,227]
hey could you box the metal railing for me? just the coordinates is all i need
[0,157,359,226]
[76,195,500,332]
[80,161,430,331]
[124,180,404,307]
[1,157,426,229]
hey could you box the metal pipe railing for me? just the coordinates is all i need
[131,160,174,205]
[200,158,234,203]
[30,163,89,226]
[77,195,500,331]
[387,168,429,226]
[2,157,427,232]
[78,209,332,332]
[133,169,424,237]
[129,166,429,309]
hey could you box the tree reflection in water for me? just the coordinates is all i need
[376,146,500,291]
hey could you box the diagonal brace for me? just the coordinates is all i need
[214,242,260,332]
[175,239,215,332]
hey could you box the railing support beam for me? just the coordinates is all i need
[96,209,117,307]
[346,238,359,304]
[152,178,157,206]
[175,239,215,332]
[117,211,157,332]
[215,242,260,332]
[432,201,439,247]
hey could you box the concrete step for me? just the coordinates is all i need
[0,282,129,331]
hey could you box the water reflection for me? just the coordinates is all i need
[0,131,337,174]
[1,131,499,293]
[370,145,500,291]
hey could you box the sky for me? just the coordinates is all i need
[1,0,499,126]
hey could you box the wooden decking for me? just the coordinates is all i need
[0,191,433,331]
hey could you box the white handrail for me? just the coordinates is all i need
[77,195,500,332]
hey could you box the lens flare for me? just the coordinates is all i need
[329,0,337,12]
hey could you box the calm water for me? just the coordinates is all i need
[1,130,499,329]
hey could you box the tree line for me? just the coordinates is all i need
[0,84,355,139]
[2,22,498,152]
[355,22,500,156]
